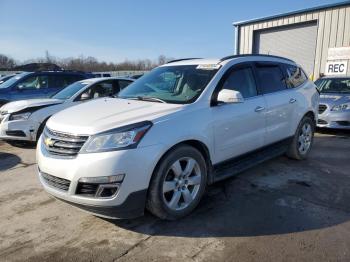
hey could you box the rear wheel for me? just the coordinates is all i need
[146,145,207,220]
[286,116,315,160]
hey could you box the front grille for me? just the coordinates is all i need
[318,104,327,114]
[76,183,99,196]
[41,172,71,191]
[43,128,89,157]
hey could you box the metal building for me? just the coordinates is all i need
[233,1,350,79]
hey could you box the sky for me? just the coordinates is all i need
[0,0,343,63]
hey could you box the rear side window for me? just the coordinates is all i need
[118,80,133,90]
[284,65,308,88]
[256,65,287,94]
[221,67,257,98]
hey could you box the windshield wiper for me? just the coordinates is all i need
[127,96,166,103]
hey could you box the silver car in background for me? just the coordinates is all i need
[315,76,350,129]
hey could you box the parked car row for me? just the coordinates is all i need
[0,70,95,107]
[0,77,134,143]
[1,54,348,221]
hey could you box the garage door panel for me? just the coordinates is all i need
[253,22,318,76]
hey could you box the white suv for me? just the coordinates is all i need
[37,55,319,220]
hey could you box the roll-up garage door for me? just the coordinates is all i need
[253,22,317,76]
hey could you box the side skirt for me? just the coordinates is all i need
[211,137,293,183]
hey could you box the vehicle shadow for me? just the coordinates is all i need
[107,166,350,237]
[0,152,21,171]
[3,141,36,149]
[106,132,350,238]
[316,127,350,138]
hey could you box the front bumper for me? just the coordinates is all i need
[317,110,350,129]
[0,115,39,141]
[37,136,165,219]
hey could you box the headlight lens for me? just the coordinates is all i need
[81,121,152,153]
[9,112,31,121]
[332,103,350,111]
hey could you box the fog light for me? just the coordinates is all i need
[78,174,125,184]
[96,184,119,198]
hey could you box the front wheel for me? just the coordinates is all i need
[146,145,207,220]
[286,116,315,160]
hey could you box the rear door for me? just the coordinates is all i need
[212,63,267,163]
[254,62,298,144]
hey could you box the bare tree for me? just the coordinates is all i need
[0,54,16,69]
[1,53,173,72]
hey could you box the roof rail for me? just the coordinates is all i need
[166,58,202,64]
[220,54,295,63]
[34,69,90,74]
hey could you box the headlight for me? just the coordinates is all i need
[332,103,350,111]
[9,112,31,121]
[81,121,152,153]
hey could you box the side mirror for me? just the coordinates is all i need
[17,84,25,90]
[217,89,244,104]
[80,93,90,101]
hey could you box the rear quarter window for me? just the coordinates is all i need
[284,64,308,88]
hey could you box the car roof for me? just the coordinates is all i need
[78,77,134,85]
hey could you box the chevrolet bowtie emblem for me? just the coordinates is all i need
[44,138,55,147]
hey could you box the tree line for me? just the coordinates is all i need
[0,52,172,72]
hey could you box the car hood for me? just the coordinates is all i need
[0,98,63,114]
[319,93,350,106]
[47,98,183,135]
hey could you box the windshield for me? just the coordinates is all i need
[315,78,350,94]
[52,81,89,100]
[0,72,29,89]
[118,65,219,104]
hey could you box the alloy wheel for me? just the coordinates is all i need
[298,122,312,154]
[162,157,202,211]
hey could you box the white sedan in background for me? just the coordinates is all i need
[0,77,134,144]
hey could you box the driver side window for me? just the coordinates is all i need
[221,67,257,98]
[17,75,48,90]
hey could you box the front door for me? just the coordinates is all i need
[211,64,267,164]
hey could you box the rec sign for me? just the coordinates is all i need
[325,61,348,75]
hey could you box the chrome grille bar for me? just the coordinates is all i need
[43,127,89,157]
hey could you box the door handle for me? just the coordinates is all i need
[289,98,297,104]
[255,106,265,112]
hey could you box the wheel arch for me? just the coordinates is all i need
[35,115,51,141]
[150,139,214,187]
[304,111,316,125]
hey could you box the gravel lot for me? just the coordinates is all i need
[0,130,350,262]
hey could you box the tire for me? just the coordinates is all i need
[146,145,207,220]
[286,115,315,160]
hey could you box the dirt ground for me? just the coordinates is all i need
[0,129,350,262]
